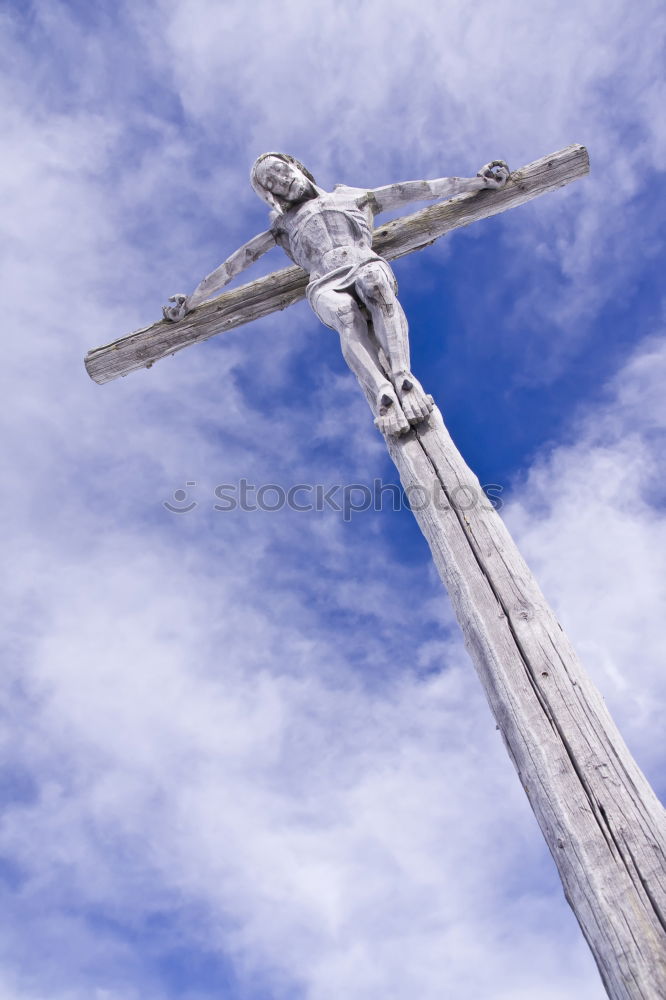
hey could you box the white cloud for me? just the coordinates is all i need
[0,2,663,998]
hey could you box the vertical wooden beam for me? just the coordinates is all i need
[385,406,666,999]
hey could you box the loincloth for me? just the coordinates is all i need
[306,250,397,330]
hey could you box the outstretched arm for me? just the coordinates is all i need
[163,228,277,322]
[368,160,510,215]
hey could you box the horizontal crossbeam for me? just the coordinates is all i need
[85,144,589,384]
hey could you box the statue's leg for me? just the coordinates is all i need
[313,288,410,436]
[354,263,433,426]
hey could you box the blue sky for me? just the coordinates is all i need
[1,1,665,997]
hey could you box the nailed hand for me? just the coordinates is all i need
[162,294,190,323]
[477,160,510,189]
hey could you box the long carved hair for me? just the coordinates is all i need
[250,152,318,214]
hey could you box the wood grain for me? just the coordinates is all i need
[85,144,589,384]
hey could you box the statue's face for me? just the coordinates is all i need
[257,157,312,203]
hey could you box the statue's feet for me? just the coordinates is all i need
[392,371,434,426]
[374,384,410,436]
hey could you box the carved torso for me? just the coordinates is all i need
[272,185,377,278]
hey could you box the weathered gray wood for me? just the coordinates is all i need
[85,144,588,384]
[384,406,666,1000]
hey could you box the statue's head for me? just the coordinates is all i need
[250,153,318,213]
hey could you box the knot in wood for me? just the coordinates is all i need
[515,604,534,622]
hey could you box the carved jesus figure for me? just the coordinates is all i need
[163,153,509,435]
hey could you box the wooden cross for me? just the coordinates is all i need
[85,144,666,999]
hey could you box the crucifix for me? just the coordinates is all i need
[85,145,666,999]
[161,152,511,435]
